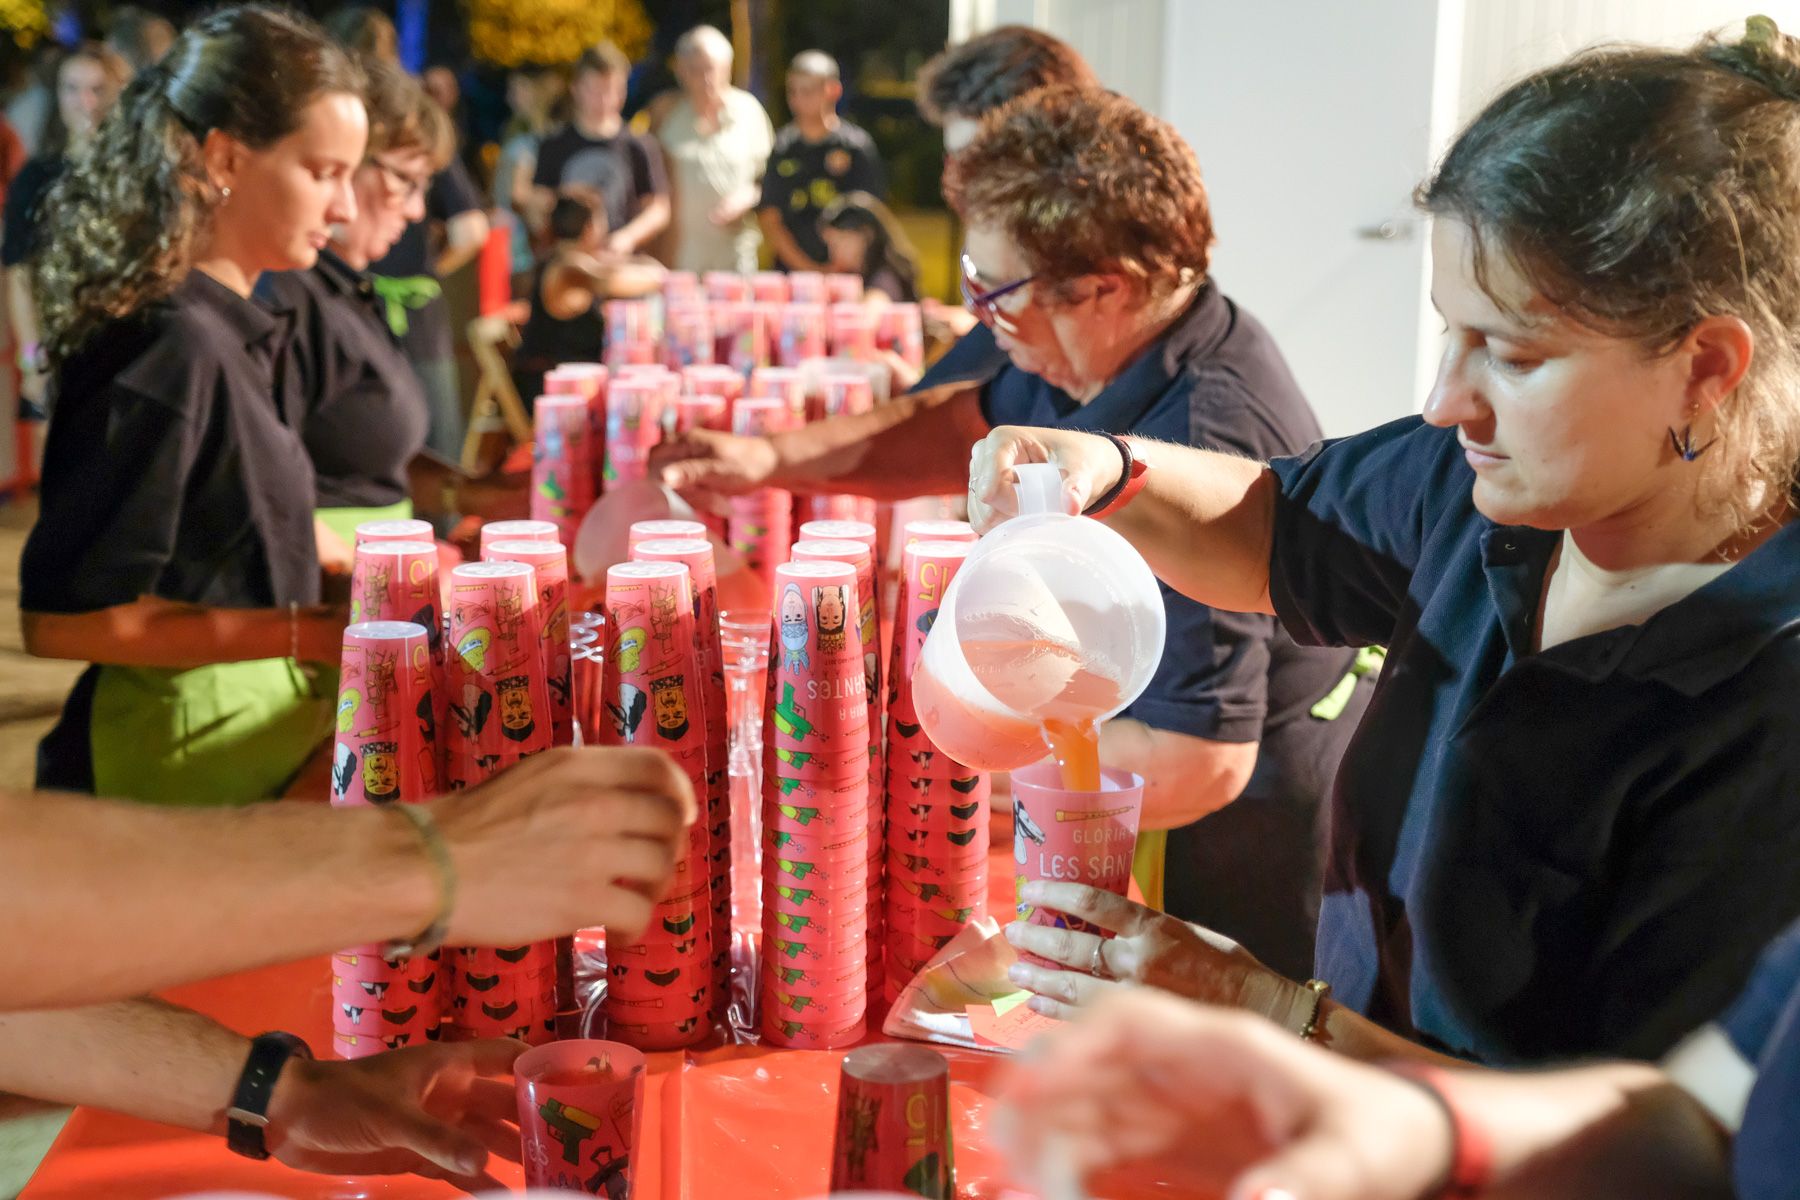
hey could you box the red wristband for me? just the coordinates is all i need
[1083,433,1151,519]
[1382,1062,1493,1198]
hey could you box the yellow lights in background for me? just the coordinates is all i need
[0,0,49,49]
[467,0,653,68]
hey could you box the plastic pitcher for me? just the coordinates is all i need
[911,463,1165,771]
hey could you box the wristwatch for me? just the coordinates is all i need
[225,1031,312,1160]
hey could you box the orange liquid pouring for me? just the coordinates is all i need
[961,636,1118,789]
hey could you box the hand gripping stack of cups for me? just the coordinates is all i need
[760,559,872,1049]
[801,373,879,527]
[727,397,798,593]
[596,559,717,1051]
[789,533,887,991]
[882,531,989,1004]
[628,521,734,1021]
[442,556,562,1042]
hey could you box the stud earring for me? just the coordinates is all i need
[219,186,232,202]
[1668,424,1716,462]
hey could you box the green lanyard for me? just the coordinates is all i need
[367,274,442,338]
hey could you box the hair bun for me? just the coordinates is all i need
[1709,14,1800,101]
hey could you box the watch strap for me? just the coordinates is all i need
[1383,1061,1494,1198]
[226,1031,311,1161]
[1082,432,1151,519]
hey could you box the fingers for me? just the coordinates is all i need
[599,833,679,891]
[1020,881,1144,935]
[1006,956,1116,1012]
[1228,1136,1361,1200]
[591,884,656,942]
[538,746,697,824]
[1005,919,1109,972]
[378,1103,489,1178]
[455,1037,528,1079]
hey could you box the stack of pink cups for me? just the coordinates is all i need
[542,362,608,484]
[825,273,864,304]
[597,561,715,1050]
[531,395,597,548]
[802,373,877,525]
[882,539,989,1004]
[603,375,665,487]
[751,270,791,303]
[790,537,886,989]
[704,270,749,302]
[727,398,796,593]
[632,529,734,1022]
[712,299,769,373]
[664,299,715,368]
[681,363,745,408]
[750,365,808,427]
[347,536,441,652]
[760,559,870,1049]
[771,302,826,367]
[329,619,445,1058]
[787,270,826,304]
[880,303,925,370]
[603,298,659,366]
[828,303,879,361]
[484,539,575,749]
[663,269,701,301]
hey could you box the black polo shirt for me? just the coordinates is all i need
[1269,416,1800,1062]
[758,120,885,266]
[261,249,429,509]
[23,269,319,790]
[976,282,1362,978]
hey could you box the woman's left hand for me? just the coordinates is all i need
[1004,880,1301,1025]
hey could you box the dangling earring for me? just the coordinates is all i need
[1668,423,1716,462]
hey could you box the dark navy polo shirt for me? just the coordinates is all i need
[1269,415,1800,1063]
[1722,916,1800,1197]
[978,281,1352,746]
[911,322,1009,393]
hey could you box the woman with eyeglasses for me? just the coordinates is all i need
[260,55,448,564]
[656,86,1364,982]
[20,6,364,805]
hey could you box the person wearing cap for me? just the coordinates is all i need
[0,746,696,1186]
[20,9,363,806]
[655,88,1369,981]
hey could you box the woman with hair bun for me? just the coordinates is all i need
[975,17,1800,1071]
[21,4,366,805]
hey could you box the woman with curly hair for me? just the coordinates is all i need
[20,5,367,804]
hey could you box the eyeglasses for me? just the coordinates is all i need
[370,157,429,203]
[960,252,1036,331]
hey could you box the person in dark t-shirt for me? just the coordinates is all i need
[529,42,668,257]
[758,50,885,272]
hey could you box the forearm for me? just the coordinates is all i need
[0,999,248,1132]
[769,384,988,499]
[1450,1063,1733,1200]
[1101,718,1257,830]
[0,791,435,1009]
[614,196,670,253]
[759,211,820,271]
[23,597,342,668]
[434,212,490,277]
[1104,436,1279,616]
[8,266,39,350]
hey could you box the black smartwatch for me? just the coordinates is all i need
[226,1031,312,1160]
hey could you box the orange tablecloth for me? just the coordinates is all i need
[20,811,1186,1200]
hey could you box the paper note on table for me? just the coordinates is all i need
[968,995,1064,1050]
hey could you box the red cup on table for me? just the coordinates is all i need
[607,954,712,1000]
[1010,758,1145,964]
[516,1041,646,1197]
[604,377,666,487]
[485,539,574,748]
[751,270,791,303]
[333,620,439,805]
[703,270,747,301]
[829,1045,953,1199]
[545,363,608,398]
[443,562,551,787]
[531,395,597,545]
[353,517,434,545]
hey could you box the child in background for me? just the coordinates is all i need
[819,191,919,303]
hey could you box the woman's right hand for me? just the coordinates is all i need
[967,425,1125,532]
